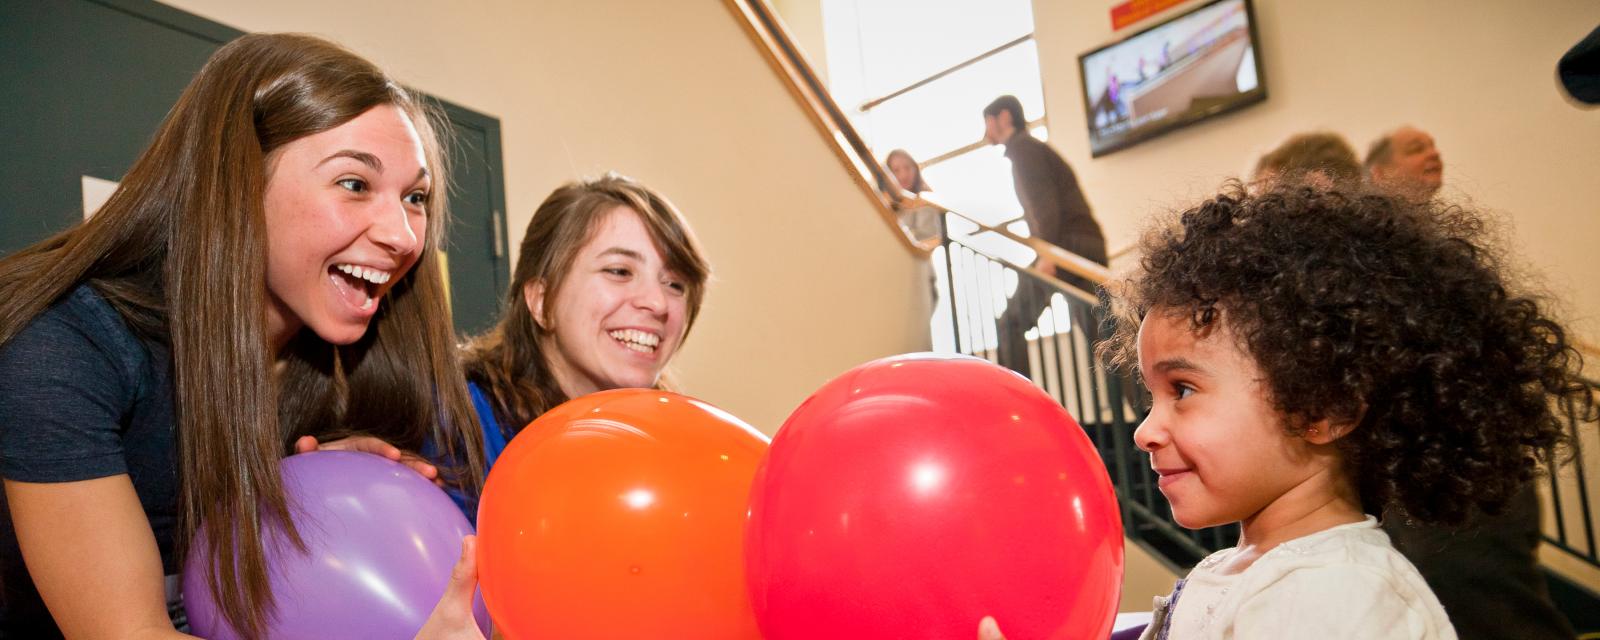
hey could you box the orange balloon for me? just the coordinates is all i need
[476,389,769,640]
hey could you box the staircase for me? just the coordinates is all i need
[725,0,1600,631]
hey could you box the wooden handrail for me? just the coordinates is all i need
[724,0,925,257]
[905,194,1112,291]
[725,0,1108,278]
[727,0,1600,361]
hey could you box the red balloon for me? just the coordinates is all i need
[745,354,1124,639]
[476,389,769,639]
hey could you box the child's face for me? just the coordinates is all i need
[1132,308,1323,530]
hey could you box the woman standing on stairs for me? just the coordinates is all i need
[884,148,940,246]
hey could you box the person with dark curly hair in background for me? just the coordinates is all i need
[981,185,1594,640]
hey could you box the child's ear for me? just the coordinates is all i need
[1304,409,1364,445]
[1305,403,1369,441]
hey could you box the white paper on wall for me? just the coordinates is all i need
[81,175,118,219]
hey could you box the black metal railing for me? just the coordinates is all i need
[730,0,1600,597]
[937,213,1600,580]
[935,214,1235,571]
[1543,380,1600,570]
[731,0,1600,596]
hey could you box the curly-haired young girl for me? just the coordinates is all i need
[1091,184,1592,639]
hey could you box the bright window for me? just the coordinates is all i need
[821,0,1048,233]
[820,0,1051,353]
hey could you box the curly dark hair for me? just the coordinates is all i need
[1104,183,1595,526]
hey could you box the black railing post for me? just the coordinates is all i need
[1548,463,1570,548]
[1538,378,1600,575]
[940,212,961,353]
[1566,395,1597,563]
[1102,335,1139,548]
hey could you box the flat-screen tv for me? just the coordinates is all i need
[1078,0,1266,157]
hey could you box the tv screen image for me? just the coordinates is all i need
[1079,0,1265,157]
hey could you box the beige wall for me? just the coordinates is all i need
[1032,0,1600,601]
[1033,0,1600,341]
[162,0,925,434]
[772,0,830,86]
[1121,542,1179,612]
[159,0,1598,608]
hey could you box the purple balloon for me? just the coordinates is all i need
[182,451,489,639]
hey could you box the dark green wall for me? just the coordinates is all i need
[0,0,510,336]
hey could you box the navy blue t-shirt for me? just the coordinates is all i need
[0,285,181,637]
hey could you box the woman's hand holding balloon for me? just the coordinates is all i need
[293,434,441,486]
[977,616,1006,640]
[414,536,487,640]
[185,452,487,638]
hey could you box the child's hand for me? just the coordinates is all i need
[977,616,1006,640]
[293,435,443,486]
[414,535,486,640]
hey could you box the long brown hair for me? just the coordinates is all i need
[463,174,711,432]
[0,33,484,637]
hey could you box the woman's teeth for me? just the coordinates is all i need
[331,263,390,311]
[609,329,660,353]
[335,263,392,285]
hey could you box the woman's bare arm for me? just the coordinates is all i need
[6,476,194,640]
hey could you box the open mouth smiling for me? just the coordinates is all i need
[609,328,661,354]
[329,262,393,311]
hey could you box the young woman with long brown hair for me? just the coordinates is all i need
[462,174,711,470]
[0,33,484,638]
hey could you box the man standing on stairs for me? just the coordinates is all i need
[982,95,1108,378]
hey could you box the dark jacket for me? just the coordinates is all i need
[1383,485,1575,640]
[1003,131,1106,265]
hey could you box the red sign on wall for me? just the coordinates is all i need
[1111,0,1188,31]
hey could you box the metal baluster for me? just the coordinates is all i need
[1064,296,1091,431]
[1549,460,1570,549]
[972,249,996,362]
[1021,272,1041,381]
[1567,394,1597,562]
[1047,298,1073,428]
[961,246,983,357]
[940,214,961,353]
[951,245,971,355]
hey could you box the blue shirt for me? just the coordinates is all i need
[0,285,181,636]
[468,381,511,471]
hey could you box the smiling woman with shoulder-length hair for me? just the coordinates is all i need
[462,173,712,470]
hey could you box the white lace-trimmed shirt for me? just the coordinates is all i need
[1140,517,1457,640]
